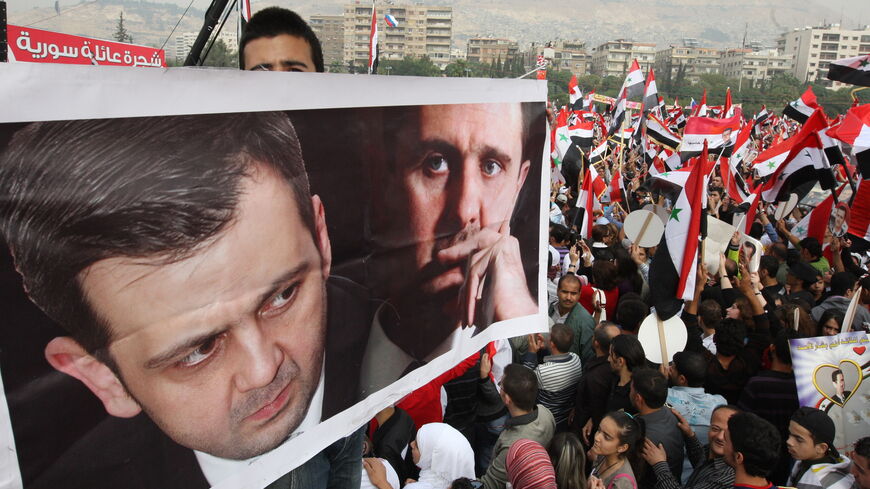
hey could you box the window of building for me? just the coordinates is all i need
[820,43,839,51]
[822,33,840,41]
[812,44,819,48]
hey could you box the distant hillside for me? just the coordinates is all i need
[8,0,864,55]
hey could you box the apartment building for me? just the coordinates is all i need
[343,3,453,70]
[528,40,590,77]
[720,48,793,88]
[590,40,656,78]
[654,46,722,85]
[310,15,345,70]
[466,37,519,66]
[778,24,870,88]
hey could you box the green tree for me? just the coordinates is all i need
[202,40,238,68]
[113,12,133,44]
[444,59,488,78]
[379,56,442,77]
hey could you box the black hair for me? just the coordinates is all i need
[591,260,618,290]
[449,478,476,489]
[591,224,610,243]
[631,368,668,408]
[672,350,707,387]
[768,242,787,261]
[604,410,646,478]
[594,323,618,353]
[728,412,780,478]
[503,363,538,412]
[830,271,858,297]
[616,299,648,334]
[772,329,800,366]
[240,7,324,72]
[799,237,822,259]
[551,323,574,354]
[759,255,779,277]
[818,309,845,335]
[610,334,646,372]
[749,222,763,240]
[855,437,870,459]
[713,318,747,357]
[0,112,314,363]
[550,224,570,244]
[698,299,723,330]
[832,368,843,382]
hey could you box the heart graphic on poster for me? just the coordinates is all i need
[813,360,863,407]
[855,347,867,355]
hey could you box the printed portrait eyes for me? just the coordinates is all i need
[422,154,449,175]
[262,283,300,317]
[177,333,227,368]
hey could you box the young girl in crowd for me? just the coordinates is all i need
[588,411,644,489]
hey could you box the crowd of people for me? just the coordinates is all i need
[357,95,870,488]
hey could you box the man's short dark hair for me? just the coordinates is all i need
[830,271,858,297]
[611,334,646,372]
[728,412,780,478]
[616,299,647,333]
[698,299,723,329]
[759,255,779,277]
[591,225,609,243]
[550,224,570,244]
[773,329,799,366]
[594,322,618,353]
[799,237,822,259]
[767,242,787,261]
[714,318,747,356]
[672,350,707,387]
[503,363,538,412]
[558,273,581,290]
[832,368,843,382]
[0,112,314,360]
[631,367,667,408]
[550,323,574,354]
[241,7,324,72]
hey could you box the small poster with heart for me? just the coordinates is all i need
[790,330,870,452]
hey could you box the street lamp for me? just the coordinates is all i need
[386,66,393,76]
[464,67,471,77]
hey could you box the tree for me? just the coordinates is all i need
[113,12,133,44]
[379,56,442,77]
[202,40,238,68]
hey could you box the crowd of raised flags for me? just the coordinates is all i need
[550,53,870,310]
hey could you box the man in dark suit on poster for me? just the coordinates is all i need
[0,111,367,489]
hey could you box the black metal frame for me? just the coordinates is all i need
[182,0,231,66]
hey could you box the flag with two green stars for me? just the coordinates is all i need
[665,142,708,301]
[827,54,870,88]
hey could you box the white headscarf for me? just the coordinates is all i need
[405,423,475,489]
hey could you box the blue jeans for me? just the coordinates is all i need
[266,426,364,489]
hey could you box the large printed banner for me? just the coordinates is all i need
[7,25,165,67]
[0,63,548,489]
[789,331,870,452]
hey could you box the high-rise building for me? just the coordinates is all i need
[466,37,519,66]
[654,46,722,85]
[778,24,870,88]
[310,15,345,71]
[175,30,238,63]
[590,40,656,78]
[720,48,793,88]
[343,3,453,71]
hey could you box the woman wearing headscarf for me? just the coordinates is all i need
[506,439,557,489]
[405,423,475,489]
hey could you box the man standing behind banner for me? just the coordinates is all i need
[362,103,543,395]
[0,112,367,489]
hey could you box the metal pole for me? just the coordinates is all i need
[1,1,7,63]
[183,0,231,66]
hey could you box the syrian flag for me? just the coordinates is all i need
[611,126,634,146]
[608,91,627,137]
[646,114,682,150]
[783,87,820,124]
[741,185,763,234]
[680,112,741,160]
[692,89,708,117]
[577,166,607,238]
[663,148,683,171]
[826,103,870,178]
[569,119,595,150]
[730,121,754,164]
[553,116,573,161]
[589,140,608,165]
[659,143,708,305]
[622,59,645,99]
[827,54,870,87]
[569,75,584,110]
[723,87,733,118]
[789,186,844,243]
[643,68,659,113]
[368,4,379,74]
[761,110,829,202]
[721,155,751,202]
[610,169,625,203]
[847,178,870,242]
[584,90,595,110]
[817,127,845,189]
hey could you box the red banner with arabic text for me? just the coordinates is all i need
[7,25,165,68]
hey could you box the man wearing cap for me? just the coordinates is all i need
[551,194,568,226]
[786,407,856,489]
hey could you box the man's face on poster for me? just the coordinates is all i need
[834,372,846,397]
[62,168,331,460]
[392,103,530,318]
